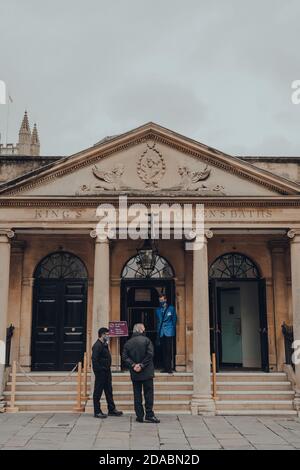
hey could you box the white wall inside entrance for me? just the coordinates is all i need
[218,281,261,368]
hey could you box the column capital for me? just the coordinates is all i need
[287,229,300,241]
[193,229,213,248]
[90,229,110,243]
[0,229,15,241]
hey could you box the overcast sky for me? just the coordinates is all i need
[0,0,300,156]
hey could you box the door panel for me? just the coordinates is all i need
[219,288,242,365]
[32,279,87,371]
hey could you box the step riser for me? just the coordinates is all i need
[216,376,288,382]
[217,403,294,410]
[217,384,291,391]
[5,394,192,402]
[218,394,294,401]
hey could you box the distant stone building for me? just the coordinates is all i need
[0,111,60,182]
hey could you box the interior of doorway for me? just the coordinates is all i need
[120,279,176,370]
[210,280,267,371]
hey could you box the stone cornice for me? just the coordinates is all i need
[1,123,300,197]
[2,196,300,208]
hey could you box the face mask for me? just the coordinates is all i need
[160,300,167,306]
[103,336,109,345]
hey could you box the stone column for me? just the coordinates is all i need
[90,232,110,343]
[19,277,35,368]
[86,231,110,411]
[287,229,300,412]
[191,231,215,415]
[0,229,14,397]
[268,240,289,371]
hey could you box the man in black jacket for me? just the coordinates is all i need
[122,323,160,423]
[92,327,123,418]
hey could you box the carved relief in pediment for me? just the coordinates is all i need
[77,141,226,195]
[137,142,166,189]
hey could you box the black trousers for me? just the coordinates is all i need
[93,369,116,415]
[132,379,154,419]
[161,335,173,372]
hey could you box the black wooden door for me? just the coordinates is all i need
[32,279,87,371]
[120,279,175,369]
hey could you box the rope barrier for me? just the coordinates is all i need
[17,362,78,385]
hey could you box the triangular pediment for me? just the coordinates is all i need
[1,122,300,198]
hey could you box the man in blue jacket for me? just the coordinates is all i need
[156,293,177,374]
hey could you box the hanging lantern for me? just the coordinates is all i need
[136,238,158,278]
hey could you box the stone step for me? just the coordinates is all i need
[5,400,191,413]
[4,390,192,401]
[216,400,295,410]
[215,373,288,382]
[216,381,292,391]
[217,391,295,400]
[216,409,298,416]
[6,381,193,393]
[11,372,193,383]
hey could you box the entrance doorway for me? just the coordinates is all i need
[209,253,269,372]
[120,254,175,369]
[31,252,88,371]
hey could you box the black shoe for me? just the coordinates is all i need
[108,409,123,417]
[94,411,107,419]
[136,417,144,423]
[145,415,160,423]
[160,369,168,373]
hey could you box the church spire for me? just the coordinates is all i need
[31,123,40,156]
[18,110,31,155]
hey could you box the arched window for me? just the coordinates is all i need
[34,251,88,279]
[121,254,174,279]
[209,252,260,279]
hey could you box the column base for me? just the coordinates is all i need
[6,406,19,413]
[85,398,94,414]
[293,392,300,414]
[191,395,216,416]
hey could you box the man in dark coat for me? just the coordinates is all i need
[92,327,123,418]
[122,323,160,423]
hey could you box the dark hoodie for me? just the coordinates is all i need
[122,332,155,381]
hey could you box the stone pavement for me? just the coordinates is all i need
[0,413,300,450]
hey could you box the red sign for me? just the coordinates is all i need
[109,321,129,337]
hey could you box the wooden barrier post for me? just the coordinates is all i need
[6,360,19,413]
[212,353,218,400]
[73,362,84,412]
[82,352,88,401]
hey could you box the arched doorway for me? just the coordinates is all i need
[209,252,269,372]
[120,254,175,369]
[31,251,88,371]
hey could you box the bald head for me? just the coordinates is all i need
[133,323,145,334]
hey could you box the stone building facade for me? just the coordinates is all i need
[1,120,300,414]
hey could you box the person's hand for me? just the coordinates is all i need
[133,364,142,373]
